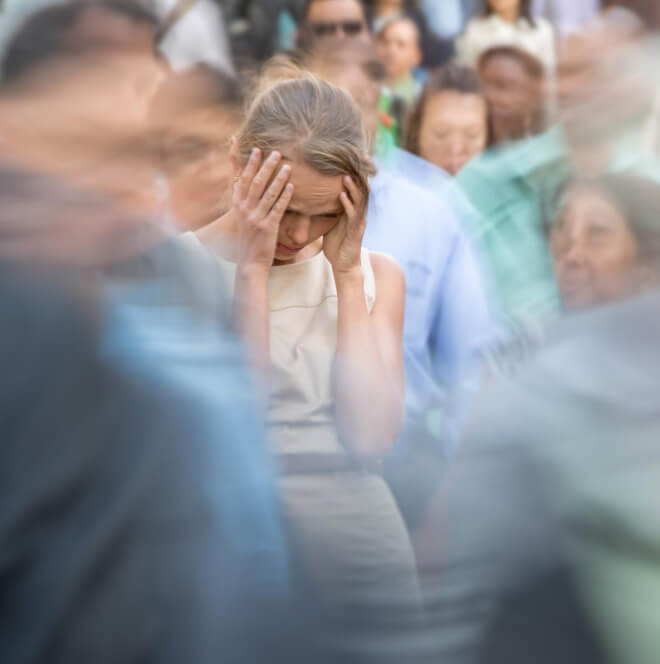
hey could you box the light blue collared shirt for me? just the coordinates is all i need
[365,151,495,450]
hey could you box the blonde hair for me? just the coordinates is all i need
[237,60,376,196]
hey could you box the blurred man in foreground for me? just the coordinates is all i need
[0,3,308,662]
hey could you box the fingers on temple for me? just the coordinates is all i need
[247,151,282,206]
[258,164,291,217]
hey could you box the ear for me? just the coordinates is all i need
[228,136,241,179]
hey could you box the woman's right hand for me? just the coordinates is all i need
[231,144,294,272]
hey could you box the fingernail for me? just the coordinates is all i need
[280,165,290,175]
[251,147,259,158]
[285,183,293,192]
[270,151,281,162]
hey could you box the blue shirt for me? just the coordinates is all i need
[365,151,495,449]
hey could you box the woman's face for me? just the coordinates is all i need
[551,186,643,311]
[487,0,522,20]
[480,54,542,142]
[273,157,345,264]
[418,90,488,175]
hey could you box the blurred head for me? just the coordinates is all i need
[304,39,385,148]
[299,0,371,49]
[376,16,422,83]
[484,0,532,23]
[234,73,375,264]
[151,66,242,230]
[551,175,660,311]
[0,1,167,214]
[478,46,545,143]
[406,64,488,175]
[2,1,164,119]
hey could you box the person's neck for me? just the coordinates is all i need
[387,71,413,89]
[496,10,520,24]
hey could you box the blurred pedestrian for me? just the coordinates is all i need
[305,42,494,524]
[406,63,490,175]
[376,14,423,105]
[457,0,556,73]
[478,45,547,145]
[297,0,371,51]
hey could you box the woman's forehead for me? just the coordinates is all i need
[282,158,344,213]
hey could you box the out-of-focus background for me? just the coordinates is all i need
[2,1,660,663]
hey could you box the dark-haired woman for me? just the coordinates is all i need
[405,64,489,175]
[456,0,555,73]
[478,45,547,145]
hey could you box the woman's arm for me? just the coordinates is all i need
[334,252,406,457]
[197,144,293,388]
[324,176,406,457]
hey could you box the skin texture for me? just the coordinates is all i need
[479,54,543,143]
[418,90,489,175]
[551,185,647,311]
[377,18,422,85]
[305,0,370,42]
[196,142,405,454]
[487,0,522,22]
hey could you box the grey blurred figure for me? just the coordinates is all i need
[0,2,321,662]
[417,286,660,663]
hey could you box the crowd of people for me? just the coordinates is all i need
[2,0,660,662]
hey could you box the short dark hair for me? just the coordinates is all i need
[478,45,545,80]
[301,0,370,23]
[405,63,488,155]
[484,0,535,26]
[2,1,159,85]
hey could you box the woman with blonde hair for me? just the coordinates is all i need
[183,71,421,658]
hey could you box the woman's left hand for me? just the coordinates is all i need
[323,176,368,275]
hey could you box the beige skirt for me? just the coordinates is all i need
[281,472,424,661]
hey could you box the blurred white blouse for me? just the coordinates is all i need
[456,14,556,73]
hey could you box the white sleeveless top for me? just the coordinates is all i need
[179,232,376,455]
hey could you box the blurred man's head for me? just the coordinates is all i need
[298,0,370,50]
[0,1,168,215]
[151,65,242,229]
[376,16,421,85]
[304,39,384,149]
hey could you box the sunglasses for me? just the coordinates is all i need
[307,21,365,37]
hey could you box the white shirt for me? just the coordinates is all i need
[456,14,556,73]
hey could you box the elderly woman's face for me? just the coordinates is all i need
[418,90,488,175]
[551,186,643,311]
[273,156,345,264]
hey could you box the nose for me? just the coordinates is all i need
[287,216,312,247]
[446,135,467,157]
[563,236,587,269]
